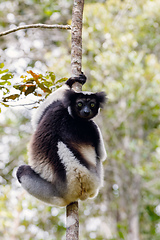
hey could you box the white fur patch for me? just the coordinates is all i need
[57,141,79,169]
[31,160,54,183]
[32,84,69,129]
[57,141,101,202]
[67,106,72,117]
[78,145,97,166]
[78,91,93,95]
[28,139,55,183]
[96,125,107,161]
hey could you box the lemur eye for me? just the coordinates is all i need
[77,102,83,108]
[90,102,95,108]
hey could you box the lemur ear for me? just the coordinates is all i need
[95,92,107,108]
[63,90,77,108]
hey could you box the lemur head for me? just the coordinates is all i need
[64,90,106,120]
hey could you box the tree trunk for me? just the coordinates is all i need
[66,1,84,239]
[66,202,79,240]
[71,0,84,92]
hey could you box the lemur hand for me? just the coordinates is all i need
[66,73,87,88]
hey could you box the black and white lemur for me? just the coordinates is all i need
[17,74,107,207]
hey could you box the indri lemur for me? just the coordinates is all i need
[17,74,107,207]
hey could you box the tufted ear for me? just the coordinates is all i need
[63,90,107,109]
[63,89,78,108]
[95,92,107,108]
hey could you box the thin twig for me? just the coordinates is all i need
[0,24,71,37]
[0,100,41,107]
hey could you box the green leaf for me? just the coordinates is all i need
[0,69,9,74]
[46,71,56,82]
[1,102,9,107]
[1,73,13,80]
[0,81,7,85]
[56,77,68,84]
[37,82,52,94]
[24,86,36,96]
[3,94,20,102]
[0,63,4,69]
[0,81,11,86]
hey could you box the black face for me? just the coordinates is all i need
[64,90,106,120]
[74,97,98,120]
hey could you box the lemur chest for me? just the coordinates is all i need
[57,141,97,167]
[57,141,100,201]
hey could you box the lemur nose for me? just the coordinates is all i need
[84,107,90,115]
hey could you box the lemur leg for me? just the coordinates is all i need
[16,165,68,206]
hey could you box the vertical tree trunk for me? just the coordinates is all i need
[71,0,84,91]
[66,1,84,240]
[66,202,79,240]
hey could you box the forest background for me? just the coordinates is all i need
[0,0,160,239]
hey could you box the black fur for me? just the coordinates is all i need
[35,99,101,174]
[16,74,107,206]
[64,91,106,107]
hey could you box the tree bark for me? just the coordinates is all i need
[71,0,84,92]
[66,202,79,240]
[66,1,84,240]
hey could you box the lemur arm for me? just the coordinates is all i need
[65,73,87,88]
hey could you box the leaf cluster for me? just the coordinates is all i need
[0,64,67,110]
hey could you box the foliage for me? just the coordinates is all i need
[0,64,67,111]
[0,63,14,109]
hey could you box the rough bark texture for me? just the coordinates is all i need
[71,0,84,92]
[66,202,79,240]
[66,1,84,239]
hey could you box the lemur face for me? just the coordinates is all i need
[75,97,98,120]
[64,90,106,120]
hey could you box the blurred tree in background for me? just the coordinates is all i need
[0,0,160,239]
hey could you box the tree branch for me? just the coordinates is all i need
[0,24,71,37]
